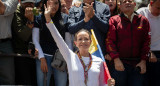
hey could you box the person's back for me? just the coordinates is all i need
[0,0,18,84]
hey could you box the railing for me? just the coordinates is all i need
[0,52,47,86]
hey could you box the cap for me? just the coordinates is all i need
[21,0,35,3]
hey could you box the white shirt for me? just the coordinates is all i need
[32,27,46,59]
[82,56,90,66]
[124,13,136,22]
[46,21,107,86]
[0,0,18,39]
[137,5,160,51]
[32,28,74,59]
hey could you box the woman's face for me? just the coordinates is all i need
[61,0,68,13]
[105,0,116,11]
[74,31,91,52]
[49,0,59,15]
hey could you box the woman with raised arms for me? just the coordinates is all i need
[44,1,115,86]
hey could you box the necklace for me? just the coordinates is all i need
[77,51,92,86]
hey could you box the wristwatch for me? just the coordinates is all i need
[26,20,34,24]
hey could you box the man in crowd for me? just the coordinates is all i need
[0,0,18,84]
[61,0,69,14]
[137,0,160,85]
[12,0,36,85]
[106,0,151,85]
[67,0,110,56]
[64,0,73,10]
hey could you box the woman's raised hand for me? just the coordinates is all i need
[44,0,52,23]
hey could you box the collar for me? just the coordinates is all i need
[123,12,136,22]
[120,12,140,22]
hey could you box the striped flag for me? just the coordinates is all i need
[89,29,111,84]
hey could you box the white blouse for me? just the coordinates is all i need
[46,21,107,86]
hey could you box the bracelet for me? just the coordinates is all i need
[46,20,53,24]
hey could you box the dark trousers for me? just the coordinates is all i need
[0,40,15,85]
[110,63,145,86]
[15,57,37,85]
[146,52,160,86]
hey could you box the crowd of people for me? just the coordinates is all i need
[0,0,160,86]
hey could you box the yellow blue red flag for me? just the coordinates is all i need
[89,29,111,84]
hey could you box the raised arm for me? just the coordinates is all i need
[67,8,86,34]
[65,32,73,50]
[90,3,110,33]
[44,1,73,61]
[0,0,5,14]
[46,21,73,61]
[0,0,18,16]
[12,6,33,42]
[67,4,93,34]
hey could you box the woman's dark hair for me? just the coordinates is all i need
[103,0,119,16]
[112,0,119,16]
[42,0,65,36]
[74,29,91,41]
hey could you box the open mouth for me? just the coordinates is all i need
[109,4,113,7]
